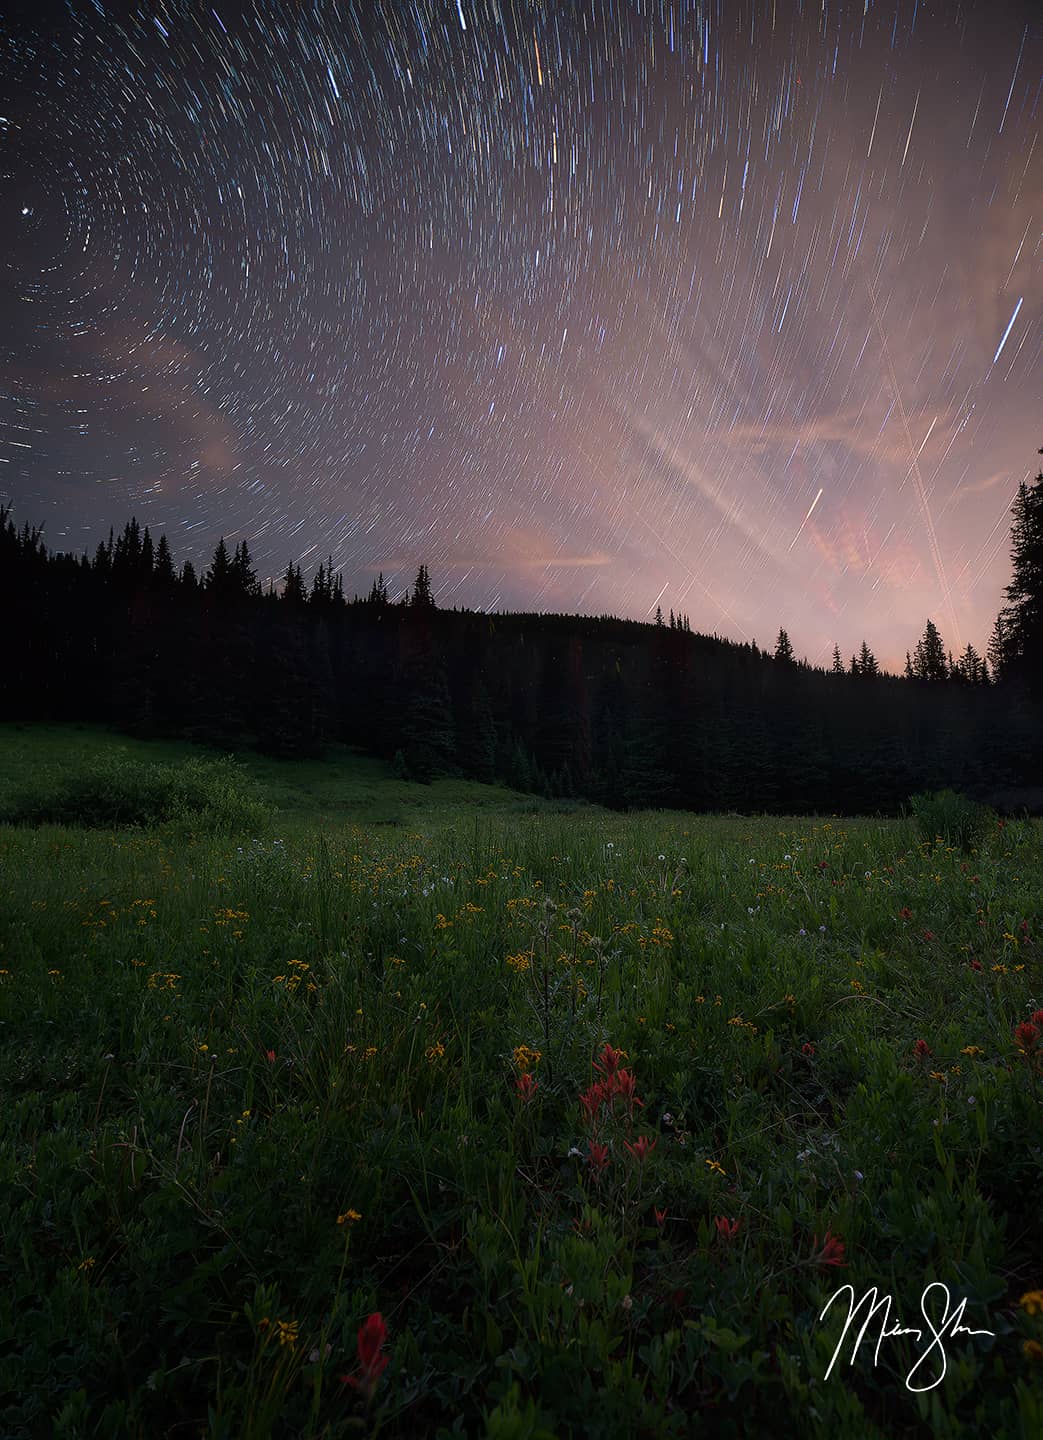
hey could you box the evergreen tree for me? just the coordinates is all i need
[904,651,914,679]
[231,541,259,599]
[411,563,435,609]
[154,534,176,586]
[997,454,1043,689]
[912,619,948,680]
[282,561,307,606]
[831,645,845,675]
[668,609,676,629]
[774,628,794,664]
[857,640,879,678]
[987,613,1009,683]
[655,604,664,627]
[850,654,860,677]
[204,538,233,597]
[181,560,197,590]
[955,643,986,684]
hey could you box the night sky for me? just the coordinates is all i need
[2,1,1039,669]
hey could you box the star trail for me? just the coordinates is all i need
[1,0,1039,668]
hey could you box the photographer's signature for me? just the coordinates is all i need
[821,1283,995,1392]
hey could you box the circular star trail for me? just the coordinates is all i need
[1,0,1039,667]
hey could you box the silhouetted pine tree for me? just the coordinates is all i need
[154,534,176,586]
[774,628,794,663]
[831,645,845,675]
[997,453,1043,691]
[411,564,435,609]
[912,620,948,680]
[857,641,879,678]
[282,562,307,607]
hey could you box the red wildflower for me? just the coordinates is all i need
[715,1216,741,1243]
[1032,1010,1043,1027]
[654,1207,667,1227]
[922,930,935,942]
[340,1312,389,1401]
[516,1072,539,1103]
[913,1038,932,1061]
[1015,1022,1040,1052]
[624,1134,657,1164]
[813,1229,847,1268]
[588,1141,610,1173]
[899,907,913,920]
[611,1068,644,1114]
[264,1048,276,1064]
[801,1042,816,1057]
[594,1043,623,1078]
[579,1081,606,1125]
[818,861,828,870]
[969,959,983,971]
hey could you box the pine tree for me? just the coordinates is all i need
[986,614,1009,683]
[181,560,198,590]
[655,604,664,627]
[904,651,914,679]
[774,628,794,663]
[831,645,845,675]
[231,541,259,599]
[154,534,176,586]
[668,609,675,629]
[850,654,860,677]
[955,642,986,684]
[912,619,948,680]
[411,563,435,609]
[282,561,307,606]
[857,640,879,678]
[204,538,232,596]
[997,453,1043,688]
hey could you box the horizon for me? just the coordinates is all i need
[2,1,1039,674]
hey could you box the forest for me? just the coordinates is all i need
[3,458,1041,815]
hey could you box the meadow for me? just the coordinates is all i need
[1,725,1041,1439]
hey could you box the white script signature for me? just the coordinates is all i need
[820,1282,996,1392]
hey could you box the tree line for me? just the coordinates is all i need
[2,452,1041,814]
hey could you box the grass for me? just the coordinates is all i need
[0,725,1041,1438]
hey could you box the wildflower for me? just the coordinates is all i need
[899,907,913,920]
[276,1319,299,1349]
[969,959,982,971]
[654,1207,667,1227]
[1015,1022,1040,1052]
[341,1312,389,1401]
[264,1048,276,1063]
[588,1141,610,1173]
[913,1038,932,1061]
[337,1209,362,1226]
[960,1046,984,1057]
[1019,1290,1043,1317]
[1034,1010,1043,1027]
[516,1072,539,1103]
[802,1042,816,1057]
[594,1043,623,1078]
[705,1158,726,1177]
[512,1044,542,1072]
[715,1216,740,1243]
[624,1135,657,1164]
[621,1293,633,1311]
[813,1229,847,1268]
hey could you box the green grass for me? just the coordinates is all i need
[1,725,1041,1438]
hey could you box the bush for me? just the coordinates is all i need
[908,787,991,851]
[0,753,269,834]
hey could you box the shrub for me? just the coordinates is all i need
[0,753,268,834]
[908,787,991,851]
